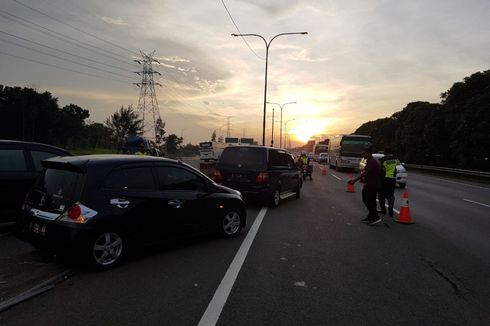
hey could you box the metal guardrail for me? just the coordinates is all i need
[404,164,490,178]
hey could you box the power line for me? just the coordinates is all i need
[11,0,139,57]
[0,37,135,80]
[0,10,135,66]
[0,50,131,84]
[0,30,133,74]
[220,0,264,60]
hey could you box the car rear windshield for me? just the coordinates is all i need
[219,147,267,170]
[28,168,82,212]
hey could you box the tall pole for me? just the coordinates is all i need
[231,32,308,146]
[270,107,275,147]
[267,101,297,148]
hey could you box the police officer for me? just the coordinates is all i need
[378,148,397,217]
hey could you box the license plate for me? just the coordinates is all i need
[31,222,47,236]
[231,173,246,179]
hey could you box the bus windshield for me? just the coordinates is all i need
[341,139,371,153]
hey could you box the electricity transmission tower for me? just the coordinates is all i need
[134,50,163,143]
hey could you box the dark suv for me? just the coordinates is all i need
[213,146,302,207]
[20,155,246,269]
[0,140,71,224]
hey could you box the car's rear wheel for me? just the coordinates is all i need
[269,188,280,207]
[219,209,243,238]
[89,230,125,270]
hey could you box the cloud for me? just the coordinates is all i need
[288,49,329,62]
[100,16,127,26]
[159,56,191,63]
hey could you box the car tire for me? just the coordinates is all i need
[294,184,301,198]
[88,229,126,270]
[219,208,243,238]
[398,183,406,189]
[269,187,280,208]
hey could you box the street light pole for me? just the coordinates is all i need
[267,101,297,148]
[231,32,308,146]
[271,107,275,147]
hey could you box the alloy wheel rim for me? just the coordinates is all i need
[93,232,123,266]
[223,211,241,235]
[274,190,280,205]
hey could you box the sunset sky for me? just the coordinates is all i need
[1,0,489,146]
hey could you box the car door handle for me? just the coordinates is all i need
[110,198,130,209]
[168,199,183,208]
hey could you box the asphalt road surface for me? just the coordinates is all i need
[1,165,489,325]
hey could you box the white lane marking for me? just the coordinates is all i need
[198,207,268,326]
[376,199,400,214]
[412,173,490,191]
[331,174,342,181]
[462,198,490,208]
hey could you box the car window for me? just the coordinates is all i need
[219,147,267,170]
[31,150,60,171]
[269,150,291,168]
[29,168,82,212]
[285,154,296,168]
[155,166,205,191]
[0,149,28,171]
[105,167,155,191]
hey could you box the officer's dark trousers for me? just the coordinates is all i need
[362,186,379,219]
[378,178,396,212]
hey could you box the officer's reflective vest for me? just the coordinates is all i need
[382,157,397,178]
[301,156,308,165]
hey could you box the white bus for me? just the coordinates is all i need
[199,141,226,161]
[328,135,371,171]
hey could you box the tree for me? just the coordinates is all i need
[56,104,90,147]
[164,134,183,153]
[155,117,166,146]
[85,122,114,149]
[0,85,59,143]
[105,105,143,147]
[211,130,217,142]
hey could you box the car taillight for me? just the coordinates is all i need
[67,204,83,222]
[59,203,98,224]
[256,172,270,184]
[213,170,223,183]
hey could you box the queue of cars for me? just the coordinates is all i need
[4,139,406,270]
[3,140,303,269]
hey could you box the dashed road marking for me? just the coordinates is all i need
[331,174,342,181]
[462,198,490,208]
[198,207,268,326]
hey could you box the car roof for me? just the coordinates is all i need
[224,145,291,153]
[0,139,72,155]
[47,154,174,164]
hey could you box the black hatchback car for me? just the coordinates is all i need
[0,140,71,224]
[20,155,246,269]
[213,146,302,207]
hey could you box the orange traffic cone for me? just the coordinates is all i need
[321,165,327,175]
[395,190,414,224]
[346,175,356,193]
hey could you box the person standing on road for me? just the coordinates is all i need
[348,147,382,225]
[378,148,397,217]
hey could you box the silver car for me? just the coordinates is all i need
[359,153,407,188]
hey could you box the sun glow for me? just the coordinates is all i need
[289,119,327,143]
